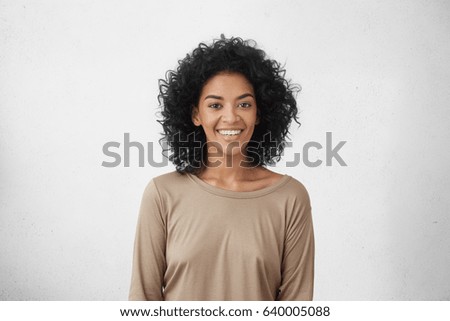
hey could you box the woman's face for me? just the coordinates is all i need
[192,72,259,159]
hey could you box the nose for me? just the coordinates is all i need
[222,105,239,123]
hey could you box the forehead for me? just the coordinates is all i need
[200,72,254,96]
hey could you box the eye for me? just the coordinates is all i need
[208,103,222,109]
[238,102,252,108]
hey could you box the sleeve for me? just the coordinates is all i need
[128,179,167,300]
[276,184,315,301]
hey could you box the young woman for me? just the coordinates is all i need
[129,36,315,300]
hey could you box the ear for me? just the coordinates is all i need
[191,105,201,126]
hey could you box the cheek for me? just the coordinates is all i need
[201,116,218,132]
[203,117,216,128]
[246,113,258,127]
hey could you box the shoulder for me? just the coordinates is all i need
[280,176,313,227]
[257,168,310,204]
[277,175,312,221]
[152,170,187,185]
[143,170,192,197]
[283,176,311,202]
[139,171,190,215]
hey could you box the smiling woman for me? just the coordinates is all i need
[128,36,315,300]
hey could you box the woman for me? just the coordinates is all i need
[129,36,314,301]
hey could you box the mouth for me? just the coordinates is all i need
[216,129,244,136]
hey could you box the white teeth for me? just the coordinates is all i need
[218,130,243,136]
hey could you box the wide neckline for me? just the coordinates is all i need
[186,172,291,199]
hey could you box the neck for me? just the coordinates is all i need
[199,148,258,181]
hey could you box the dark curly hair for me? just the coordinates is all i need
[157,35,301,174]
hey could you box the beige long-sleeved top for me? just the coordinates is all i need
[129,171,314,301]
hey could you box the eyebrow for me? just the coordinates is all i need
[204,93,255,101]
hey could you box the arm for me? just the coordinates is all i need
[277,188,315,301]
[128,179,166,300]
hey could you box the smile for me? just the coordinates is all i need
[217,129,243,136]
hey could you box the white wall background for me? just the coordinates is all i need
[1,0,449,300]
